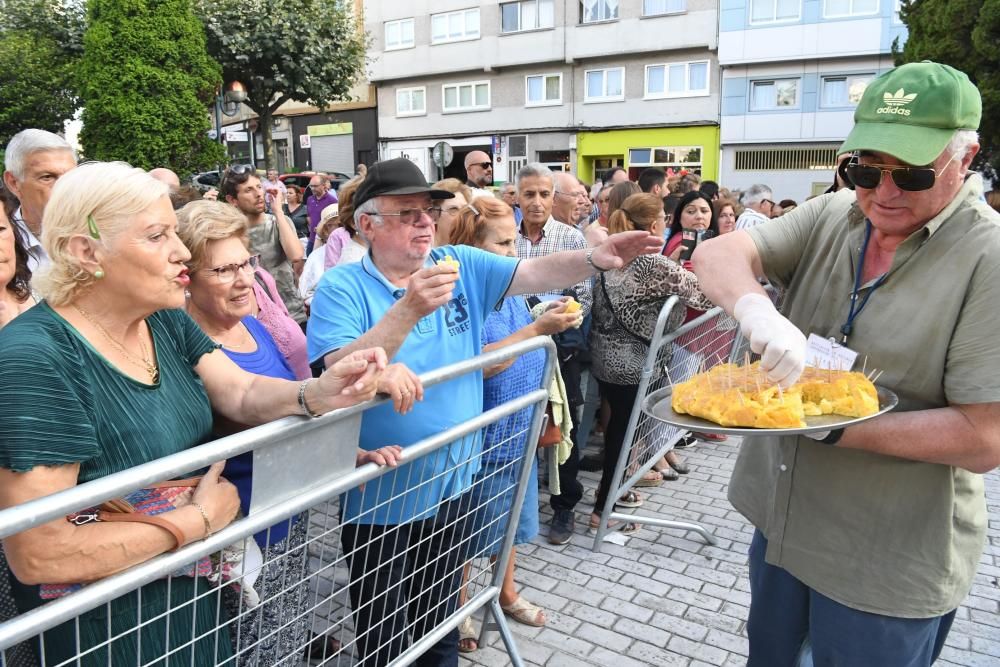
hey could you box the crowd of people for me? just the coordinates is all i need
[1,58,1000,667]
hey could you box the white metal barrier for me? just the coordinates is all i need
[0,337,555,667]
[590,299,748,551]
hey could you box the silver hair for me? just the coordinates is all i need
[4,129,77,180]
[741,184,773,207]
[552,171,577,194]
[515,162,554,193]
[353,197,381,242]
[946,129,979,161]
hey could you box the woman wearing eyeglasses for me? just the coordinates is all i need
[176,198,399,663]
[0,163,385,666]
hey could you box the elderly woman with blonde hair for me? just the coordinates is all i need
[432,177,474,246]
[0,162,387,666]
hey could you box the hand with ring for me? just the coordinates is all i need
[378,363,423,414]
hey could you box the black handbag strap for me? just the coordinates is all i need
[599,273,651,346]
[253,270,275,302]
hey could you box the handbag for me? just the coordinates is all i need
[42,478,262,607]
[537,403,562,449]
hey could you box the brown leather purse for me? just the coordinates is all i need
[537,404,562,449]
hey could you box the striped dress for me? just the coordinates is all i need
[0,303,232,666]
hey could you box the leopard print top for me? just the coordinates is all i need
[590,254,715,385]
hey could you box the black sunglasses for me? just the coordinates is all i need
[227,164,255,176]
[470,161,493,170]
[845,156,955,192]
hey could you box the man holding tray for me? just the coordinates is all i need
[693,61,1000,666]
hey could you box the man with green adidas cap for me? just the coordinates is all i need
[693,61,1000,665]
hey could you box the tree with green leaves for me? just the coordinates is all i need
[894,0,1000,175]
[78,0,225,173]
[0,0,84,146]
[195,0,367,169]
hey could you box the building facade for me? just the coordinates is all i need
[718,0,907,200]
[366,0,722,185]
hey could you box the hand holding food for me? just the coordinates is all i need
[733,293,807,388]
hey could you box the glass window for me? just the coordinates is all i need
[645,60,710,98]
[385,18,415,50]
[431,8,480,43]
[628,146,704,173]
[526,74,562,106]
[501,0,555,32]
[643,0,686,15]
[629,148,652,163]
[824,0,879,17]
[751,79,800,110]
[396,87,426,116]
[750,0,800,23]
[581,0,620,23]
[820,74,873,107]
[443,81,491,112]
[585,68,624,102]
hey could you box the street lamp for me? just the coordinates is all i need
[213,80,247,169]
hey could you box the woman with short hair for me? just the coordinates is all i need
[432,178,473,247]
[0,162,385,666]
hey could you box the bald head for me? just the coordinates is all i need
[552,172,584,225]
[464,150,493,187]
[149,167,180,190]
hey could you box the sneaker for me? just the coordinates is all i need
[547,509,575,545]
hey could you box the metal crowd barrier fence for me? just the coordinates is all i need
[0,337,556,667]
[591,299,748,551]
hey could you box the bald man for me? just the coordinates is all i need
[464,150,494,198]
[149,167,180,190]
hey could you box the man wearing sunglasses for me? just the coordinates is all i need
[692,61,1000,666]
[463,150,494,198]
[305,157,664,666]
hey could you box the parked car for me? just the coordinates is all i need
[191,170,222,192]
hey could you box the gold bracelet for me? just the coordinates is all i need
[190,502,213,539]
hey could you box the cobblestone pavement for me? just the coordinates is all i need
[459,437,1000,667]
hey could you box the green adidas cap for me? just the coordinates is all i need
[839,61,981,166]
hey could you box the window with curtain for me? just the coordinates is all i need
[384,18,415,50]
[645,61,709,97]
[526,74,562,106]
[750,0,800,23]
[643,0,686,15]
[501,0,555,32]
[581,0,620,23]
[431,8,480,43]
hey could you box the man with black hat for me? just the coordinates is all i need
[694,61,1000,664]
[305,157,664,666]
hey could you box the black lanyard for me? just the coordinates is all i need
[841,220,887,344]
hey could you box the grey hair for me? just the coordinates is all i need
[353,197,381,242]
[515,162,554,193]
[4,129,77,180]
[741,184,773,207]
[552,171,576,194]
[946,129,979,161]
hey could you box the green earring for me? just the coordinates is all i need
[94,269,105,280]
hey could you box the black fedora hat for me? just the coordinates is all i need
[354,158,455,210]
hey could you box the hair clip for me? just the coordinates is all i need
[87,215,101,240]
[468,204,481,216]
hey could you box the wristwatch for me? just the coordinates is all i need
[818,428,845,445]
[585,248,605,272]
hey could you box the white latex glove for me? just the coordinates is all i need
[733,293,807,388]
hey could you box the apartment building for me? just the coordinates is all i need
[718,0,907,200]
[366,0,722,185]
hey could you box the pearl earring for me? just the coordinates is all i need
[94,269,105,280]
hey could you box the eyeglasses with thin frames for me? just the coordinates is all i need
[202,255,260,283]
[373,206,442,225]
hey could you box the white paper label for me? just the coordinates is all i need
[805,333,859,371]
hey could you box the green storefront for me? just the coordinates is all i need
[576,126,720,184]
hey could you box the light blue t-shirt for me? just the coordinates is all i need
[307,244,519,525]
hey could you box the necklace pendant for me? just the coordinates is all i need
[149,365,159,384]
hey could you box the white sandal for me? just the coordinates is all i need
[501,596,547,627]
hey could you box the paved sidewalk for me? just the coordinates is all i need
[459,437,1000,667]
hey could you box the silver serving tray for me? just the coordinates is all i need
[641,385,899,436]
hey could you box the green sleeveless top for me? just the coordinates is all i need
[0,302,218,480]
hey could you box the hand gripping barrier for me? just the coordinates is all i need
[0,336,555,667]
